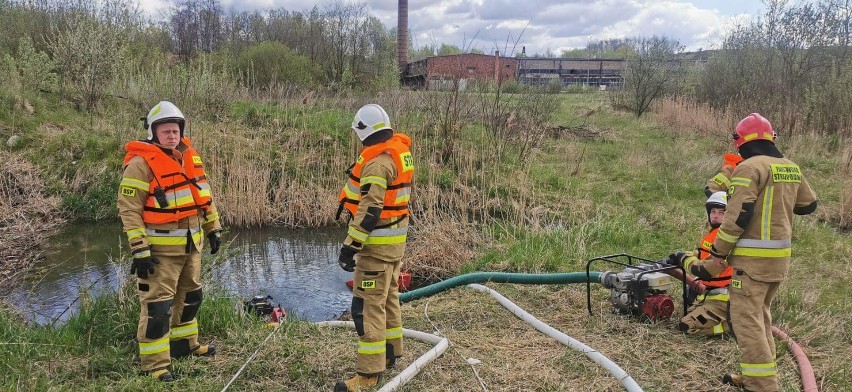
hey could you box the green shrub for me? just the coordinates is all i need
[238,41,321,88]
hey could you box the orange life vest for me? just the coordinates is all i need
[697,228,733,289]
[338,134,414,219]
[123,138,212,224]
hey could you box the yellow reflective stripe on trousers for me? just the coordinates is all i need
[731,247,791,258]
[712,173,731,187]
[170,321,199,339]
[712,323,725,335]
[358,340,386,355]
[121,177,150,190]
[361,176,388,189]
[348,226,370,243]
[139,336,170,355]
[703,293,730,302]
[386,327,403,340]
[126,228,147,241]
[364,227,407,245]
[716,229,738,244]
[741,362,777,377]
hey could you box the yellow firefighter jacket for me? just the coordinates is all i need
[710,155,817,282]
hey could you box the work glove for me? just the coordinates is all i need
[338,246,357,272]
[666,251,687,266]
[207,231,222,254]
[130,256,159,279]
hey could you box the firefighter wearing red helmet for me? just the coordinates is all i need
[118,101,222,382]
[335,104,414,392]
[703,113,817,391]
[668,191,733,336]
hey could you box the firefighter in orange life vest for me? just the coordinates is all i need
[667,191,732,336]
[702,113,817,391]
[334,104,414,392]
[118,101,222,382]
[706,152,744,197]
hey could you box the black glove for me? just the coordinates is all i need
[130,256,159,279]
[667,252,687,266]
[207,231,222,254]
[338,246,357,272]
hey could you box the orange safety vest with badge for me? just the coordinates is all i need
[696,228,733,289]
[123,138,212,224]
[337,134,414,219]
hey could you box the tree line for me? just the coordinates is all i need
[1,0,850,137]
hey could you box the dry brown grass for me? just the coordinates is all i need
[223,283,818,391]
[0,151,63,290]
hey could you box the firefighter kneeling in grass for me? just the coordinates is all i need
[118,101,223,382]
[706,113,817,391]
[667,191,732,336]
[335,104,414,392]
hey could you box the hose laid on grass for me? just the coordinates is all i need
[467,284,644,392]
[399,272,602,303]
[315,321,449,392]
[664,270,818,392]
[771,326,818,392]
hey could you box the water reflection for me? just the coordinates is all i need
[8,222,353,325]
[6,221,126,325]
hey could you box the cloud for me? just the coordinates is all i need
[142,0,761,56]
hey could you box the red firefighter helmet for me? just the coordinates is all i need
[732,113,775,149]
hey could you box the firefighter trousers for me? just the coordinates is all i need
[680,297,729,336]
[351,254,403,376]
[136,250,204,372]
[729,269,780,392]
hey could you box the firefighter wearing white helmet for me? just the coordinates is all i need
[351,103,392,141]
[335,104,414,392]
[144,101,186,142]
[118,100,223,382]
[667,191,733,336]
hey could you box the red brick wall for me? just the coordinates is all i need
[426,54,517,82]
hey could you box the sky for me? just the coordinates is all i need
[143,0,771,56]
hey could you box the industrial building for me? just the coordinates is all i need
[402,53,626,90]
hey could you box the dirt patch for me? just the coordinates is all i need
[0,152,63,292]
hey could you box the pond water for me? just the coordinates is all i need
[7,221,353,325]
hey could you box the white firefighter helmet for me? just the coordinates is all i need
[144,101,185,141]
[705,191,728,210]
[351,104,392,141]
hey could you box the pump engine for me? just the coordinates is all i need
[600,261,675,321]
[586,254,688,322]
